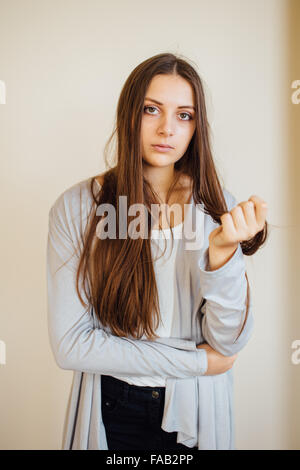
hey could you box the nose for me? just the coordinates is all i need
[157,115,174,137]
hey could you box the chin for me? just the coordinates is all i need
[144,160,173,169]
[143,154,175,165]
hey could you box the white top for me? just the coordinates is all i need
[46,175,254,449]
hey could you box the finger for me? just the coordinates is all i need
[248,195,268,230]
[238,200,257,228]
[230,205,248,232]
[220,212,238,241]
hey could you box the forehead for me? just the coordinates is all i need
[145,74,195,106]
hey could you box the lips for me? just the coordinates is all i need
[152,144,174,149]
[152,144,174,153]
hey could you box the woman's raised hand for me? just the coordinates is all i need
[207,195,268,271]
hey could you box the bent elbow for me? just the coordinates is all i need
[49,336,77,371]
[55,354,72,370]
[201,305,254,357]
[204,322,254,357]
[51,347,73,370]
[49,327,96,371]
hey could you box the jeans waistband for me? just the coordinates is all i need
[101,374,166,404]
[101,374,166,391]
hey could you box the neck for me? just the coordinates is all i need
[143,164,177,202]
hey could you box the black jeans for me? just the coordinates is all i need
[101,374,197,451]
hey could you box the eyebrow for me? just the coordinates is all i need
[145,97,196,111]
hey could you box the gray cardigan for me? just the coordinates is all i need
[46,176,254,450]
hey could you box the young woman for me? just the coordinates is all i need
[47,53,268,450]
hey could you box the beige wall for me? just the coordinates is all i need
[0,0,299,450]
[287,0,300,451]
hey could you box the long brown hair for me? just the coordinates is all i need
[75,53,268,342]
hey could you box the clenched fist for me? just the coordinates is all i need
[207,195,268,271]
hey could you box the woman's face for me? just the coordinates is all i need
[141,74,196,169]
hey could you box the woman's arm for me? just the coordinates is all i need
[198,192,254,356]
[47,201,208,378]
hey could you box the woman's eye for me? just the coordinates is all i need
[143,106,193,121]
[144,106,157,114]
[179,112,193,121]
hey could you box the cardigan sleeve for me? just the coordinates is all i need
[46,200,208,377]
[198,191,254,356]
